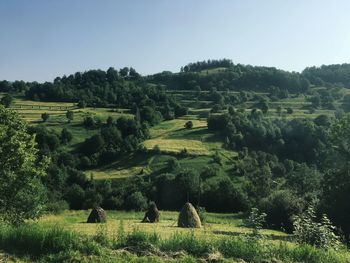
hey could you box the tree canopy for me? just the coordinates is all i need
[0,106,48,225]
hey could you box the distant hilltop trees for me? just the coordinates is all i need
[302,63,350,88]
[2,61,350,100]
[181,59,234,72]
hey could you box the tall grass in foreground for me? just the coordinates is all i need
[0,223,101,257]
[0,222,350,262]
[112,224,350,263]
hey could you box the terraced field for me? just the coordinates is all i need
[166,89,341,120]
[3,89,341,181]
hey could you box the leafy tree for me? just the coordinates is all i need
[119,67,129,77]
[309,95,321,108]
[286,107,293,114]
[125,191,147,211]
[175,169,200,202]
[65,184,85,210]
[167,158,180,171]
[322,115,350,239]
[185,121,193,129]
[212,151,222,165]
[83,188,103,209]
[129,67,140,79]
[77,100,86,108]
[244,208,267,237]
[293,205,341,249]
[0,94,13,108]
[153,145,161,154]
[0,80,11,92]
[106,116,114,126]
[66,110,74,123]
[140,106,162,125]
[211,104,221,113]
[174,105,188,118]
[60,128,73,144]
[0,106,48,225]
[303,64,350,88]
[41,112,49,122]
[228,106,236,115]
[202,176,248,212]
[314,114,331,126]
[83,116,95,129]
[260,190,303,233]
[276,106,282,116]
[106,67,119,82]
[258,100,269,114]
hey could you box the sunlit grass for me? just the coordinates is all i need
[37,210,288,241]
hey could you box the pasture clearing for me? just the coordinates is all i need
[37,210,287,241]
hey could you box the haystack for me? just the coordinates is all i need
[142,202,160,223]
[87,207,107,223]
[177,202,201,228]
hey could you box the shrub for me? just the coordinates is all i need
[180,148,189,157]
[0,94,13,107]
[41,112,49,122]
[60,128,73,144]
[45,200,69,214]
[167,157,180,171]
[244,208,266,236]
[153,145,161,154]
[184,121,193,129]
[83,116,95,128]
[260,190,303,233]
[65,184,85,209]
[78,100,86,108]
[125,192,148,211]
[212,151,222,165]
[293,205,341,249]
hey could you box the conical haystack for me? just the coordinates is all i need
[142,202,160,223]
[177,202,201,228]
[87,207,107,223]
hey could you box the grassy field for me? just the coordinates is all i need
[38,210,287,241]
[143,119,235,156]
[1,210,347,262]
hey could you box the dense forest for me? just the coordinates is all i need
[303,64,350,88]
[2,60,350,242]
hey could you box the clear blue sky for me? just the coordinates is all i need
[1,0,350,82]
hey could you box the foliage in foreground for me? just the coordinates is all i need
[0,106,48,225]
[293,205,341,249]
[0,223,349,263]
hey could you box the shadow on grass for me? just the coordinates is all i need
[97,153,149,171]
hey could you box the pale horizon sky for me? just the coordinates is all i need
[1,0,350,82]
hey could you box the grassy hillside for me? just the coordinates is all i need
[2,85,342,181]
[88,118,237,180]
